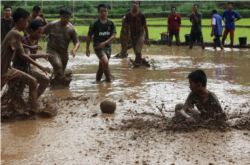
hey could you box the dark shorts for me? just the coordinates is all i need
[94,48,111,60]
[190,32,204,43]
[213,35,222,46]
[169,32,180,39]
[222,29,235,40]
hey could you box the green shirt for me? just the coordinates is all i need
[88,18,116,49]
[190,12,202,33]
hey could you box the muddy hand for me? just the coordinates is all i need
[43,53,53,61]
[97,42,106,49]
[31,45,42,51]
[186,116,196,123]
[70,50,76,58]
[41,66,50,75]
[39,13,44,18]
[86,49,90,57]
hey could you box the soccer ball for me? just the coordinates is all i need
[100,98,116,113]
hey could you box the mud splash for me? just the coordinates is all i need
[1,44,250,164]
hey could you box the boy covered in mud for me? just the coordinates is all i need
[1,8,50,112]
[86,4,116,82]
[115,9,132,58]
[175,70,227,123]
[24,5,48,36]
[43,8,79,85]
[1,5,14,42]
[125,0,150,65]
[10,20,53,99]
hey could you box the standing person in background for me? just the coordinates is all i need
[24,5,48,36]
[211,9,223,50]
[115,9,132,58]
[1,5,14,42]
[167,6,181,47]
[86,4,116,82]
[125,0,150,65]
[189,4,205,50]
[221,2,242,48]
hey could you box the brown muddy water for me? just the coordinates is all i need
[1,44,250,164]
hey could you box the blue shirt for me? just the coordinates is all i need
[212,14,223,35]
[222,10,241,30]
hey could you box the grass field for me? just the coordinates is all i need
[74,26,250,44]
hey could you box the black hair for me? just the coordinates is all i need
[171,6,176,10]
[98,4,108,11]
[127,9,131,13]
[60,8,72,15]
[13,8,30,23]
[132,0,140,6]
[32,5,40,12]
[29,20,44,31]
[187,70,207,87]
[212,9,218,14]
[193,4,199,8]
[227,2,234,6]
[4,5,12,10]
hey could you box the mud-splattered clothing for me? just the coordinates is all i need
[25,15,45,35]
[1,17,14,42]
[12,36,38,73]
[88,18,116,49]
[126,11,146,38]
[43,20,79,53]
[120,16,132,57]
[181,91,227,120]
[0,29,24,90]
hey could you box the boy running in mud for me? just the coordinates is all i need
[211,9,223,50]
[86,4,116,82]
[1,5,14,42]
[43,8,79,84]
[10,20,53,99]
[189,4,205,49]
[24,5,48,36]
[1,8,50,111]
[175,70,227,123]
[125,0,150,65]
[115,9,132,58]
[222,2,242,48]
[167,6,181,46]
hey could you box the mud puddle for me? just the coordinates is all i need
[1,44,250,164]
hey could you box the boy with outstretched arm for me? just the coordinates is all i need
[1,8,50,111]
[11,20,53,99]
[86,4,116,82]
[175,70,227,123]
[43,8,79,82]
[125,0,150,65]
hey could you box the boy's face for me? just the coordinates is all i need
[30,27,43,40]
[227,4,233,10]
[32,10,40,18]
[132,1,140,10]
[60,14,71,26]
[189,79,201,93]
[98,7,108,19]
[193,6,198,12]
[19,17,29,31]
[4,8,12,17]
[171,8,176,14]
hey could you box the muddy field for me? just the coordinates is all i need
[1,45,250,164]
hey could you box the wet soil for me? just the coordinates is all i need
[1,45,250,164]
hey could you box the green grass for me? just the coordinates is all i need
[74,25,250,44]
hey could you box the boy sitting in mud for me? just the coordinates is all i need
[175,70,227,123]
[86,4,116,82]
[1,8,50,113]
[10,20,53,99]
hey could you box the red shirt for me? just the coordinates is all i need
[126,11,146,38]
[167,14,181,33]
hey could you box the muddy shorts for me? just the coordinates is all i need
[222,29,235,40]
[131,35,145,54]
[190,32,204,43]
[94,48,111,60]
[1,68,20,89]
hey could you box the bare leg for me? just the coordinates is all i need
[201,41,205,49]
[100,55,111,81]
[47,48,63,78]
[176,36,180,46]
[230,39,234,48]
[222,38,225,47]
[96,61,104,81]
[168,36,173,47]
[189,42,194,49]
[61,54,69,76]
